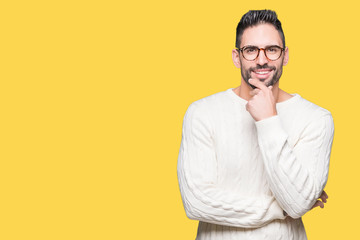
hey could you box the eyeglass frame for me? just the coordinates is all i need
[236,45,285,61]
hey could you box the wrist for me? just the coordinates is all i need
[255,112,278,122]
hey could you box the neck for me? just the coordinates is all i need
[237,79,280,102]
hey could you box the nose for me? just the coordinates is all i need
[256,49,269,65]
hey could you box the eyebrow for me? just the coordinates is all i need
[242,44,281,48]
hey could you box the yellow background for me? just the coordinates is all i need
[0,0,358,239]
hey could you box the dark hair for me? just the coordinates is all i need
[235,10,285,48]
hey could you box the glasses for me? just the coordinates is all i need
[237,45,285,61]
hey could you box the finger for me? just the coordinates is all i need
[318,190,328,203]
[312,200,322,208]
[248,78,267,91]
[322,190,328,199]
[250,89,260,96]
[320,192,327,203]
[311,200,324,209]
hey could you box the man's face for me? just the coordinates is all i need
[238,23,288,88]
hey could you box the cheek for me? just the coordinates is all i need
[240,61,252,72]
[278,58,285,68]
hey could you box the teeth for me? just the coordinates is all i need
[255,71,270,74]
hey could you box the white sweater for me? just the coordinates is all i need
[177,88,334,240]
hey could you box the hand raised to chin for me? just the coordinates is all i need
[245,78,277,121]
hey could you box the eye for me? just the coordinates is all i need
[244,47,257,54]
[267,46,279,53]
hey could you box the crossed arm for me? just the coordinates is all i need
[246,78,334,218]
[177,102,287,228]
[178,97,333,228]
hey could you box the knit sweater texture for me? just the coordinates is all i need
[177,88,334,240]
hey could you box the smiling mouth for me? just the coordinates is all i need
[252,69,273,79]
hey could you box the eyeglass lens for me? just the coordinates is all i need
[242,46,282,61]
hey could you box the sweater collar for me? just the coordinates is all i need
[226,88,301,108]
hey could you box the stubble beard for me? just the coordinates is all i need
[240,60,284,89]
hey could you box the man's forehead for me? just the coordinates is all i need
[241,23,283,47]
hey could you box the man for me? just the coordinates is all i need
[177,10,334,239]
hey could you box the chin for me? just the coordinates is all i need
[265,81,273,87]
[258,78,272,87]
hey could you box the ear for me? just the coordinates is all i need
[232,49,241,68]
[283,47,289,66]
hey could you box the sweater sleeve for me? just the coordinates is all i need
[255,113,334,219]
[177,102,286,228]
